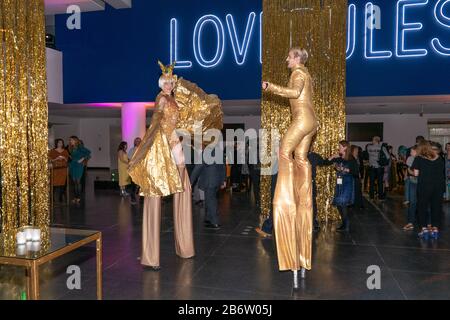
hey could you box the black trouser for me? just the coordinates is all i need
[312,180,319,228]
[249,167,260,207]
[369,166,385,199]
[127,182,138,202]
[204,187,219,225]
[337,205,349,228]
[261,173,277,234]
[353,178,364,208]
[396,163,405,183]
[417,185,443,228]
[231,164,242,185]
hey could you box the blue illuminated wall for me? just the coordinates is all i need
[55,0,450,103]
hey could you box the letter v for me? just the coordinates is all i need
[226,12,257,65]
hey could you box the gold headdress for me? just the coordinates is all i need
[158,60,178,83]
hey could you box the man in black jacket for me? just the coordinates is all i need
[190,140,227,230]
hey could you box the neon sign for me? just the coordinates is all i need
[171,12,261,69]
[347,0,450,59]
[170,0,450,68]
[431,0,450,55]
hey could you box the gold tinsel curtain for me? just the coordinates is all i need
[0,0,49,238]
[260,0,347,223]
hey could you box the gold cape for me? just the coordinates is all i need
[128,78,223,197]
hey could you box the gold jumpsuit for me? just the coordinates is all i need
[128,93,195,267]
[266,64,318,271]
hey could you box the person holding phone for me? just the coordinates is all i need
[327,141,359,232]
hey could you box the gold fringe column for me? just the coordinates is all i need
[260,0,347,223]
[0,0,49,242]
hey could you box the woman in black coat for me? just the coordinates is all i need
[326,141,359,232]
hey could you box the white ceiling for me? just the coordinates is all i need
[346,95,450,115]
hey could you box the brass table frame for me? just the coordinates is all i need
[0,231,102,300]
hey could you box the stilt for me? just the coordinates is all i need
[300,267,306,279]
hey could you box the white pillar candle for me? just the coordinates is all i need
[16,244,27,255]
[16,232,26,245]
[24,228,33,241]
[31,241,41,252]
[31,228,41,242]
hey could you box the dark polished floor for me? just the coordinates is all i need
[1,170,449,300]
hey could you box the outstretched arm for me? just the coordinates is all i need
[264,70,305,99]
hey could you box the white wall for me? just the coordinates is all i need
[347,113,450,151]
[46,48,63,104]
[79,118,121,168]
[48,116,121,168]
[223,116,261,130]
[48,115,80,148]
[47,112,450,168]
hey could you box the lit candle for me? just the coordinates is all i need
[16,244,27,255]
[16,231,26,245]
[31,228,41,242]
[24,228,33,241]
[30,241,41,252]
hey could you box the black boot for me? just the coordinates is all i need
[336,218,349,232]
[336,206,350,232]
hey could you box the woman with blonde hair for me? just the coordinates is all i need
[128,62,194,270]
[68,136,91,204]
[412,141,445,239]
[117,141,131,197]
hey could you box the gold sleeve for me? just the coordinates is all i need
[128,107,163,169]
[267,70,305,99]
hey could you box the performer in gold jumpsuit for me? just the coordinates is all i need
[128,62,195,270]
[262,48,318,281]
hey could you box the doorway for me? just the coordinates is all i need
[428,122,450,148]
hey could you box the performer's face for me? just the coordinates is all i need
[286,51,300,69]
[162,82,174,94]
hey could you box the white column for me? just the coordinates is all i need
[121,102,146,149]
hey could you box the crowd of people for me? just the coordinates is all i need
[401,138,449,239]
[255,135,449,239]
[49,131,449,241]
